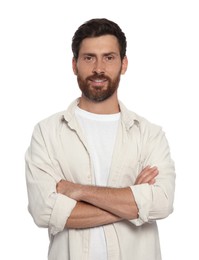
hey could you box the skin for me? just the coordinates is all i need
[57,35,159,229]
[72,35,128,114]
[57,166,158,229]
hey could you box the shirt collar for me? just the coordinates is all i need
[62,98,140,131]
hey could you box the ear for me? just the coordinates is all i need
[121,56,128,75]
[72,57,77,75]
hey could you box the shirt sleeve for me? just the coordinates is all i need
[129,124,175,226]
[25,123,77,235]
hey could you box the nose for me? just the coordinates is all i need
[92,59,105,74]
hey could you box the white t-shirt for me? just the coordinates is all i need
[75,107,120,260]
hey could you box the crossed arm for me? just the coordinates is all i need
[56,166,158,229]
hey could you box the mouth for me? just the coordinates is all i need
[88,77,108,87]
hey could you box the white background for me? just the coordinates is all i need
[0,0,199,259]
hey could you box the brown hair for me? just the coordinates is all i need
[72,18,127,60]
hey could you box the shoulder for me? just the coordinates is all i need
[120,101,162,134]
[32,110,66,139]
[136,112,162,132]
[122,106,164,144]
[137,112,163,136]
[126,110,169,154]
[32,99,79,138]
[38,111,65,128]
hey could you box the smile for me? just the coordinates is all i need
[90,79,107,87]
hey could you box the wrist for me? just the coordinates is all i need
[77,184,88,201]
[75,183,84,201]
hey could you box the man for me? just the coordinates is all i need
[25,18,175,260]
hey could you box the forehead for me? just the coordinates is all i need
[79,35,120,55]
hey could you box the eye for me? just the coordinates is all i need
[83,55,95,63]
[106,55,113,61]
[104,54,117,63]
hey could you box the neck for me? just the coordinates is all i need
[78,92,120,114]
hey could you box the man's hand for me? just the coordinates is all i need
[56,166,159,228]
[56,180,82,201]
[135,166,159,185]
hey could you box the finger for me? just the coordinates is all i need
[135,166,155,184]
[139,165,151,175]
[148,179,156,185]
[141,170,158,184]
[135,167,158,185]
[138,166,157,177]
[134,166,150,184]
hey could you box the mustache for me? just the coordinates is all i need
[86,74,110,81]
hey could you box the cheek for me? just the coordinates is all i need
[108,66,122,77]
[76,64,92,77]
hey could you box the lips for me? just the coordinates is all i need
[92,79,106,82]
[88,76,108,81]
[87,76,109,86]
[90,79,107,87]
[91,79,107,85]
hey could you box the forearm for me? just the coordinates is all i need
[78,185,138,220]
[65,201,122,229]
[58,181,139,220]
[57,167,158,223]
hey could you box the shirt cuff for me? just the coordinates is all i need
[129,184,152,226]
[49,193,77,235]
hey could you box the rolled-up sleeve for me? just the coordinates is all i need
[25,124,76,235]
[129,124,175,226]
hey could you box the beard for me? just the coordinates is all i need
[77,71,121,102]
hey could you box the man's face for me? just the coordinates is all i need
[73,35,128,102]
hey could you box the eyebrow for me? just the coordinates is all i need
[81,52,119,57]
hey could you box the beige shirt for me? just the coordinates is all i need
[25,99,175,260]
